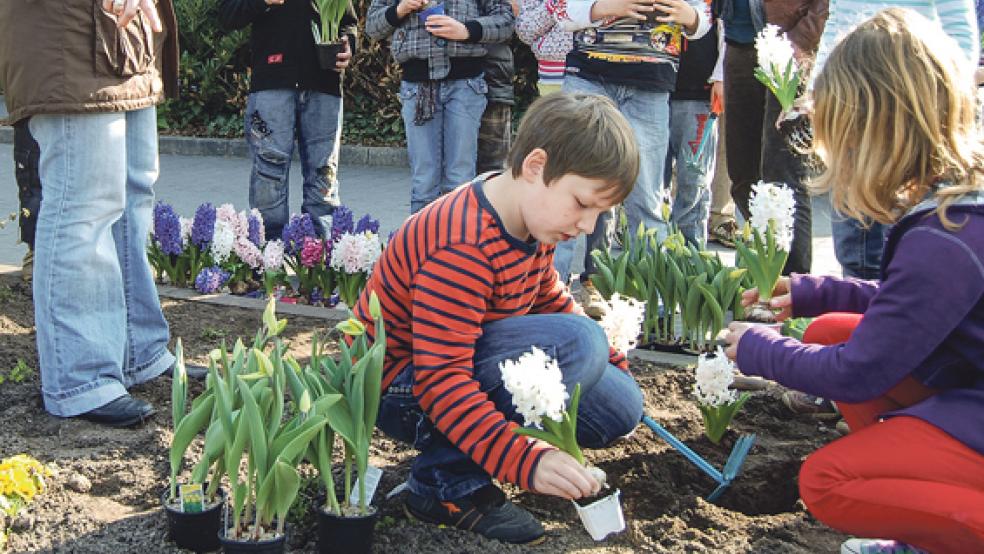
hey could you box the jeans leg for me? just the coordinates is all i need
[667,99,715,248]
[13,119,42,250]
[831,214,886,279]
[30,112,131,416]
[115,107,174,386]
[297,91,342,237]
[724,45,765,220]
[761,93,813,274]
[401,81,445,213]
[619,86,671,243]
[379,314,643,501]
[246,90,297,241]
[441,76,487,194]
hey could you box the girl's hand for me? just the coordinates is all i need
[741,276,793,321]
[532,450,601,500]
[590,0,654,21]
[396,0,428,19]
[653,0,698,33]
[103,0,162,31]
[425,15,470,40]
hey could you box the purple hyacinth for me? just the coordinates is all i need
[282,213,317,255]
[330,205,354,244]
[247,213,264,247]
[153,202,183,256]
[194,266,230,294]
[354,214,380,235]
[191,203,217,249]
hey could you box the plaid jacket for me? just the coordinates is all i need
[367,0,515,80]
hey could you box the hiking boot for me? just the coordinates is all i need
[841,539,928,554]
[781,391,839,419]
[404,485,545,545]
[571,280,607,320]
[21,249,33,283]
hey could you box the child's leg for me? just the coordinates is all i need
[440,76,487,195]
[399,80,446,213]
[476,101,511,174]
[666,99,715,247]
[799,416,984,553]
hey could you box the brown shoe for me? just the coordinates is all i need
[781,390,839,419]
[21,249,33,283]
[571,280,607,320]
[708,220,738,248]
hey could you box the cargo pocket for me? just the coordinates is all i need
[92,2,153,77]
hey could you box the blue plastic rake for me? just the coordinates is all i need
[641,415,756,502]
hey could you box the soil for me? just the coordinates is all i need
[0,272,848,553]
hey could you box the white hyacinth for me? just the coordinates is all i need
[748,181,796,251]
[331,232,382,274]
[599,293,646,353]
[262,239,285,272]
[755,24,796,77]
[210,218,236,263]
[500,347,569,428]
[179,217,193,248]
[693,346,738,407]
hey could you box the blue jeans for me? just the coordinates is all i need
[399,76,488,213]
[376,314,644,501]
[553,75,671,283]
[245,90,343,239]
[831,214,887,279]
[664,99,715,248]
[29,108,175,417]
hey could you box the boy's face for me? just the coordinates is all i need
[521,172,618,245]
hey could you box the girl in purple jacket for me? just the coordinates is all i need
[724,9,984,554]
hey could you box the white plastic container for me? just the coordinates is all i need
[572,489,625,541]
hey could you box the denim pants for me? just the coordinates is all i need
[724,43,813,274]
[665,99,716,247]
[399,76,488,213]
[29,107,175,417]
[832,215,887,279]
[245,90,343,239]
[376,314,644,501]
[553,75,671,283]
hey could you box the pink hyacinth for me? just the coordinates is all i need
[234,236,264,269]
[300,237,325,268]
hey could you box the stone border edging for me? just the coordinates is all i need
[0,125,409,167]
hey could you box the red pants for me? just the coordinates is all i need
[798,313,984,553]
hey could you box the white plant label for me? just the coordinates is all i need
[348,465,383,507]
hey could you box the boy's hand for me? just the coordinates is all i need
[424,15,469,40]
[103,0,162,31]
[335,36,352,72]
[740,276,793,321]
[532,450,602,500]
[590,0,654,22]
[396,0,428,19]
[653,0,698,33]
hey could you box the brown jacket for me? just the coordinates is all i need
[0,0,179,124]
[763,0,829,55]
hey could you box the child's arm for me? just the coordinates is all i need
[410,246,555,491]
[788,273,880,317]
[734,229,984,403]
[515,0,559,46]
[366,0,427,41]
[550,0,654,31]
[937,0,981,65]
[425,0,515,43]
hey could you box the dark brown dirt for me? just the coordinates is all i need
[0,272,848,553]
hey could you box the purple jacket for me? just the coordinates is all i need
[737,191,984,455]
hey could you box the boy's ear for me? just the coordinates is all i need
[521,148,548,182]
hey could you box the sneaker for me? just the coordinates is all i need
[21,249,33,283]
[841,538,928,554]
[781,390,839,419]
[404,485,545,545]
[571,280,607,320]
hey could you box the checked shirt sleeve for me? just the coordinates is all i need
[410,245,554,490]
[463,0,516,44]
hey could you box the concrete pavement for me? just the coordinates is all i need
[0,142,840,277]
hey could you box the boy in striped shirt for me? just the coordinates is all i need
[352,93,645,544]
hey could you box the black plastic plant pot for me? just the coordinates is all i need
[161,487,226,552]
[315,42,345,70]
[317,505,379,554]
[218,527,288,554]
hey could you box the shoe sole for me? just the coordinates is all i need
[402,503,547,546]
[78,407,157,428]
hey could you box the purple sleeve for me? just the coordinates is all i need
[738,228,984,403]
[790,273,881,317]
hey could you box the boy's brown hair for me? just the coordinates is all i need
[508,93,639,203]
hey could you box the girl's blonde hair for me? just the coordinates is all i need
[811,8,984,229]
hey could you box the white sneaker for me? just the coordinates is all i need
[841,538,928,554]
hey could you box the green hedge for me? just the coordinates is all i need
[160,0,539,146]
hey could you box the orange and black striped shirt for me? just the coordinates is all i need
[353,178,627,490]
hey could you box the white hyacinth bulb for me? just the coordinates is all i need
[693,346,738,407]
[499,346,569,428]
[599,293,646,353]
[748,181,796,251]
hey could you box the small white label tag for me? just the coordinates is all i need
[348,465,383,507]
